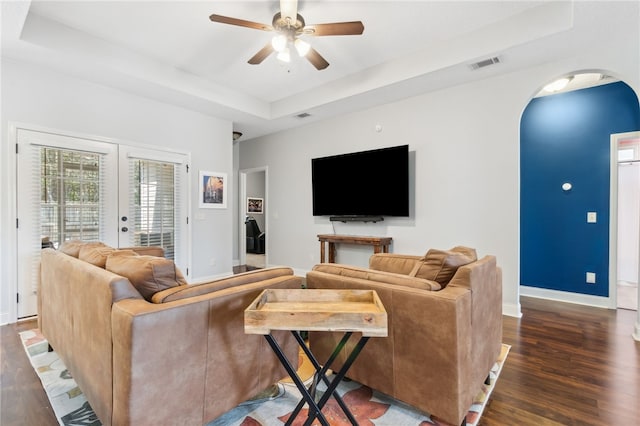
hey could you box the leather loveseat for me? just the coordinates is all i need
[39,241,301,425]
[305,246,502,426]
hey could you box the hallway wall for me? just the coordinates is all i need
[520,82,640,298]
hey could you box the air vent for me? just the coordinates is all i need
[469,56,501,70]
[296,112,311,119]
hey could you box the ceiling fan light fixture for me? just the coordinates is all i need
[277,47,291,63]
[294,38,310,57]
[272,34,288,52]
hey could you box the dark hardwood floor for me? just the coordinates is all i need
[232,264,262,274]
[482,297,639,425]
[1,318,58,426]
[1,296,638,425]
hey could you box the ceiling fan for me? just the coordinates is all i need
[209,0,364,70]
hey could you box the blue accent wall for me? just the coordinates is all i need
[521,81,640,297]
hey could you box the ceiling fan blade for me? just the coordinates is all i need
[305,21,364,36]
[209,14,273,31]
[306,47,329,70]
[280,0,298,24]
[248,43,275,65]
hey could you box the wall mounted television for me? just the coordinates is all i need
[311,144,409,220]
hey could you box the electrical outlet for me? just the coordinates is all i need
[586,272,596,284]
[587,212,597,223]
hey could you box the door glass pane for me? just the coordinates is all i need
[40,147,103,247]
[131,159,176,259]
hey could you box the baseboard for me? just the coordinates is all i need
[520,285,614,309]
[502,302,522,318]
[634,322,640,341]
[0,312,10,326]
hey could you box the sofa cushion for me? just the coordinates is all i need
[59,240,106,258]
[105,251,187,301]
[411,246,477,286]
[368,253,424,275]
[79,244,116,268]
[312,263,441,291]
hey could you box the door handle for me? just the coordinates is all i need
[121,227,128,232]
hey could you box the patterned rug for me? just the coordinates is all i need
[20,329,509,426]
[19,329,99,426]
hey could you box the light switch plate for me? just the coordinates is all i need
[587,212,597,223]
[586,272,596,284]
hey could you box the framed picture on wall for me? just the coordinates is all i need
[199,171,227,209]
[247,197,264,214]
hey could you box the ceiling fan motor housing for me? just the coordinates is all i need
[272,12,306,38]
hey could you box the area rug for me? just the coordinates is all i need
[207,344,509,426]
[20,329,509,426]
[19,329,100,426]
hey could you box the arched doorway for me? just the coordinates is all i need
[520,72,640,313]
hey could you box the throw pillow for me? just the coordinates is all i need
[59,240,106,258]
[79,244,116,268]
[411,247,477,286]
[105,251,187,301]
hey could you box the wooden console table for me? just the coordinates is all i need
[317,234,392,263]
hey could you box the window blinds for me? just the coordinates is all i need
[127,158,180,260]
[37,146,106,247]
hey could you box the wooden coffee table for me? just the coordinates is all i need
[245,289,387,426]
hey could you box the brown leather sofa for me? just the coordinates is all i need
[306,247,502,426]
[39,242,301,425]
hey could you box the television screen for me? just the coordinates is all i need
[312,145,409,217]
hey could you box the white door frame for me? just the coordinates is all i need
[238,166,268,267]
[609,131,640,310]
[14,126,119,319]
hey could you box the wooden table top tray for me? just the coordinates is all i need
[245,289,388,337]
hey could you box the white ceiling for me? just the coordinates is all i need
[0,1,631,140]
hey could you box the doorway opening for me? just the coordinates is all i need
[612,131,640,311]
[239,167,267,270]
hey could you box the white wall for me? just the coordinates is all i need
[0,58,233,323]
[239,34,640,318]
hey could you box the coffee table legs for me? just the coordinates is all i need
[264,331,370,426]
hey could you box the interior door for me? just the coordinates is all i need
[16,129,118,318]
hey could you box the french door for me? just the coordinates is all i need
[16,128,189,318]
[117,146,189,269]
